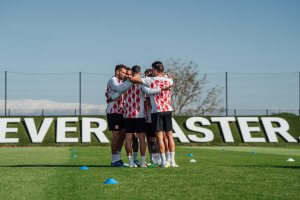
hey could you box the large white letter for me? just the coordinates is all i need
[185,117,214,142]
[24,118,54,143]
[211,117,235,142]
[82,118,109,143]
[172,118,190,143]
[56,117,78,143]
[238,117,265,142]
[0,118,20,143]
[261,117,297,143]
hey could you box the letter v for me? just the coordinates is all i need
[24,118,54,143]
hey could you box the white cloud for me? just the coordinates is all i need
[0,99,107,115]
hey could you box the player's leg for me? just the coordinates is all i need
[152,112,168,167]
[163,131,171,163]
[147,136,154,162]
[135,118,147,167]
[147,137,159,165]
[125,133,135,167]
[107,114,122,165]
[137,132,147,167]
[125,133,133,156]
[145,122,154,163]
[111,131,119,164]
[165,131,175,152]
[146,122,159,165]
[164,111,178,167]
[156,131,167,166]
[166,130,176,165]
[151,137,160,164]
[132,134,139,164]
[124,118,135,167]
[115,114,125,164]
[156,131,165,153]
[115,130,125,162]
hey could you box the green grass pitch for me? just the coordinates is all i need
[0,146,299,200]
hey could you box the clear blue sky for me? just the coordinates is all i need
[1,0,300,73]
[0,0,299,111]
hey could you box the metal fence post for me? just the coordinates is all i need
[79,72,82,116]
[225,72,228,116]
[5,71,7,116]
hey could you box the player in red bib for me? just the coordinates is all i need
[106,64,133,167]
[144,69,160,166]
[109,65,172,167]
[132,61,178,168]
[124,67,140,166]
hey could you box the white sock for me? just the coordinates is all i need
[170,152,175,164]
[153,153,159,164]
[116,151,121,161]
[160,153,166,165]
[158,154,162,164]
[112,154,118,163]
[166,151,171,162]
[128,156,134,165]
[141,156,146,166]
[133,152,138,161]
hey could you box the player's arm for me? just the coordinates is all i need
[162,84,173,91]
[163,77,174,88]
[167,77,174,86]
[109,78,133,93]
[164,72,174,80]
[140,85,161,95]
[106,91,121,103]
[130,77,144,84]
[140,84,172,95]
[130,77,154,88]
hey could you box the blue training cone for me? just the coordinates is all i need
[187,153,193,157]
[104,178,119,185]
[80,166,88,171]
[72,154,77,158]
[251,150,256,154]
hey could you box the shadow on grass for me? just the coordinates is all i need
[0,164,112,168]
[231,165,300,170]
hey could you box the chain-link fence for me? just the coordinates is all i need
[0,71,4,116]
[228,72,299,112]
[1,71,299,116]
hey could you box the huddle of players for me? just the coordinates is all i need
[105,61,178,168]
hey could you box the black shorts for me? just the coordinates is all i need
[151,111,173,133]
[106,113,125,131]
[145,123,155,138]
[124,118,146,133]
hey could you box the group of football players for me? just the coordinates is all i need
[105,61,177,168]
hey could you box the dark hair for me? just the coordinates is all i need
[152,61,164,73]
[144,69,152,77]
[131,65,141,74]
[115,64,127,73]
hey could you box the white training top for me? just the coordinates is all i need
[105,77,132,114]
[141,76,173,113]
[110,82,161,118]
